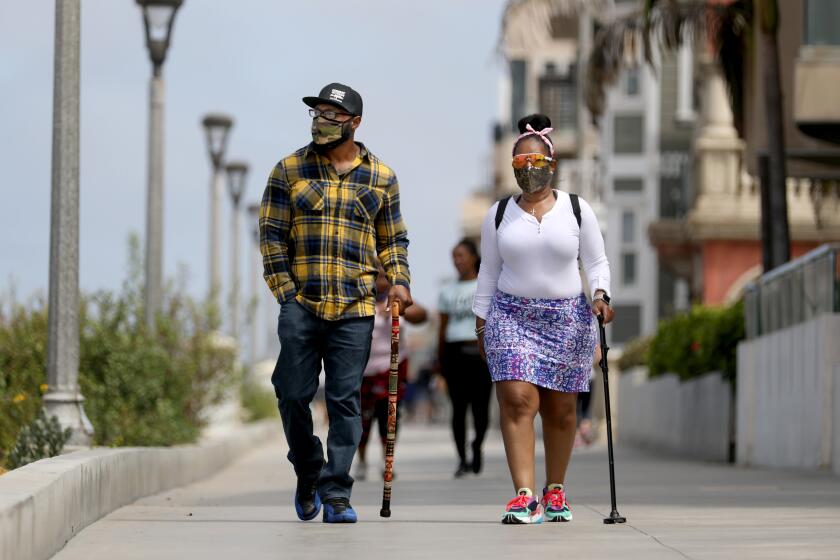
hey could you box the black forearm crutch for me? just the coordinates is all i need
[598,315,626,524]
[380,302,401,518]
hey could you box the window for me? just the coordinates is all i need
[805,0,840,46]
[622,252,637,285]
[510,60,527,131]
[611,304,642,344]
[621,211,635,243]
[539,73,577,134]
[613,115,644,154]
[614,178,643,193]
[625,68,640,96]
[659,151,690,218]
[660,177,686,218]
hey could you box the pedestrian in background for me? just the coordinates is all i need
[355,264,427,481]
[473,114,614,524]
[260,82,412,524]
[437,239,492,477]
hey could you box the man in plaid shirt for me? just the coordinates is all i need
[259,83,412,523]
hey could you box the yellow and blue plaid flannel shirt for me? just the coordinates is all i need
[259,143,410,321]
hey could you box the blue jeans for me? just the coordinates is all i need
[272,300,374,500]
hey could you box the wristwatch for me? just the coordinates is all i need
[593,292,611,305]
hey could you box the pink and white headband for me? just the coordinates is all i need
[512,124,555,157]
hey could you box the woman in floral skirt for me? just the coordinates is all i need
[473,114,614,524]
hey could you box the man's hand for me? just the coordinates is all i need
[388,284,413,315]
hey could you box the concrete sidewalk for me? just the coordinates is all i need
[51,423,840,559]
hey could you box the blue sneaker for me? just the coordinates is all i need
[322,497,358,523]
[294,478,321,521]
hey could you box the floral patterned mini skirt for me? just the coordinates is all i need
[484,290,596,392]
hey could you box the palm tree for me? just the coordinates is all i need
[583,0,790,271]
[755,0,790,270]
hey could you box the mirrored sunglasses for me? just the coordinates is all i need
[512,153,554,170]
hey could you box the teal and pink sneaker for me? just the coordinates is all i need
[542,483,572,522]
[501,488,544,524]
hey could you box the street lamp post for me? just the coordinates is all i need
[247,202,261,365]
[224,161,248,343]
[43,0,93,445]
[136,0,183,330]
[201,114,233,310]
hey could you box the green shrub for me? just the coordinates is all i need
[240,381,278,422]
[78,291,201,447]
[78,237,237,447]
[0,235,238,466]
[6,409,72,469]
[0,301,49,467]
[617,335,652,372]
[648,300,745,382]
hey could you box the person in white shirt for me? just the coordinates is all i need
[473,114,614,525]
[437,239,492,478]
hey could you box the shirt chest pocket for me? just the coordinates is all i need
[292,181,325,213]
[352,185,382,222]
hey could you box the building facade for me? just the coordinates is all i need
[651,0,840,309]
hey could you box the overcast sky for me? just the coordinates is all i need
[0,0,508,310]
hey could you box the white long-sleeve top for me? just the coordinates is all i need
[472,190,611,319]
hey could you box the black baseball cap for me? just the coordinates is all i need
[303,83,363,116]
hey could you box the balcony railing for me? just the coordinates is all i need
[743,243,840,338]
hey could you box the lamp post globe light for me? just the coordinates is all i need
[136,0,183,330]
[225,161,249,342]
[137,0,182,76]
[202,113,234,309]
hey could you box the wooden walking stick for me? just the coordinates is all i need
[380,301,401,518]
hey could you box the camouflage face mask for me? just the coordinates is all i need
[514,167,553,193]
[311,118,353,149]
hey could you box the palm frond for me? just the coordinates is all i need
[714,0,752,135]
[585,0,751,123]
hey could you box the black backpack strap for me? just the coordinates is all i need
[495,196,511,230]
[569,193,582,228]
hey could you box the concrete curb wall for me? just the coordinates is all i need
[0,421,277,560]
[618,368,732,462]
[736,313,840,471]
